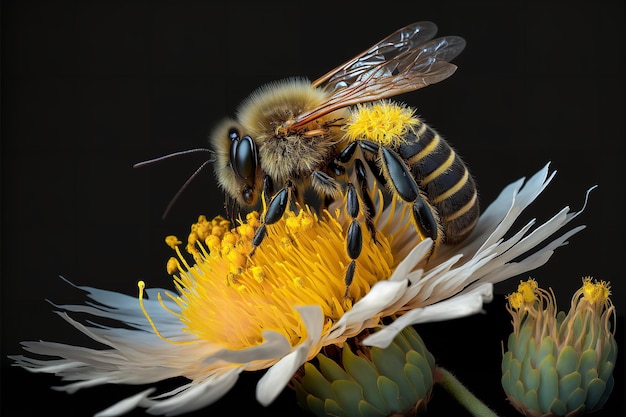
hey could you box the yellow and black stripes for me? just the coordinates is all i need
[396,123,479,243]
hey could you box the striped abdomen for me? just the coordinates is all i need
[396,121,479,243]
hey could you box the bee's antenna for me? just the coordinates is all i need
[133,147,216,219]
[133,148,214,168]
[161,159,213,219]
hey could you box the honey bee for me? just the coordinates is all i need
[140,22,479,297]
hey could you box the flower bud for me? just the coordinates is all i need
[502,278,617,416]
[294,326,436,417]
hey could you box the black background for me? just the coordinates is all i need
[1,1,624,416]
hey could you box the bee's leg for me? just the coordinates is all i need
[355,140,441,248]
[336,141,378,242]
[354,158,378,244]
[251,179,292,256]
[344,182,362,299]
[311,170,341,199]
[378,145,442,258]
[262,174,274,206]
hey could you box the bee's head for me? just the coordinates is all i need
[210,118,262,208]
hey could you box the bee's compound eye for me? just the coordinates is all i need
[230,134,258,187]
[242,185,254,205]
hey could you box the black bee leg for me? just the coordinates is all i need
[378,146,441,259]
[262,175,274,206]
[344,182,363,299]
[336,141,377,242]
[251,180,292,257]
[354,158,378,244]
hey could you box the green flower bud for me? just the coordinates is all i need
[293,326,436,417]
[502,278,618,416]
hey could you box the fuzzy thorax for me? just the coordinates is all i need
[236,78,348,182]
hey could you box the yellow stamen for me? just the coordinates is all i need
[507,292,525,310]
[581,275,611,304]
[142,205,396,360]
[166,257,180,275]
[517,279,538,303]
[137,281,192,345]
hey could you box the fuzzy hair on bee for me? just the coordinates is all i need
[210,78,350,210]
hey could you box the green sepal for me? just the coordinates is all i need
[305,394,326,417]
[513,380,526,405]
[357,400,388,417]
[598,357,616,383]
[585,377,607,410]
[537,355,558,413]
[558,372,582,404]
[579,349,598,378]
[509,355,522,383]
[565,387,586,412]
[301,361,335,401]
[377,375,408,412]
[582,367,599,390]
[393,329,413,354]
[522,389,540,412]
[521,365,540,392]
[341,345,387,412]
[371,344,415,404]
[319,353,350,382]
[404,363,426,399]
[332,379,363,416]
[403,328,435,369]
[406,350,432,389]
[547,397,567,416]
[324,398,349,417]
[536,336,555,367]
[515,325,532,359]
[556,345,578,376]
[594,374,614,410]
[501,370,512,394]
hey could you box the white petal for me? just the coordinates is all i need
[363,284,493,348]
[145,369,242,416]
[388,239,432,282]
[328,280,408,341]
[207,330,292,364]
[256,305,324,406]
[94,388,156,417]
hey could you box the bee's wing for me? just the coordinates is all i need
[291,22,465,128]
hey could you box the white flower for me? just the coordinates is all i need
[11,162,592,416]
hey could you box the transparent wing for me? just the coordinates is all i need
[290,22,466,129]
[312,21,441,90]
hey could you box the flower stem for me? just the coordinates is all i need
[436,367,499,417]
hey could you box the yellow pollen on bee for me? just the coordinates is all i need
[344,100,420,147]
[140,206,395,356]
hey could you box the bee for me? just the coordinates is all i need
[141,22,479,297]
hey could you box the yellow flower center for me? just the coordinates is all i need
[142,207,395,355]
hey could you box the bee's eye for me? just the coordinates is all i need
[229,133,258,187]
